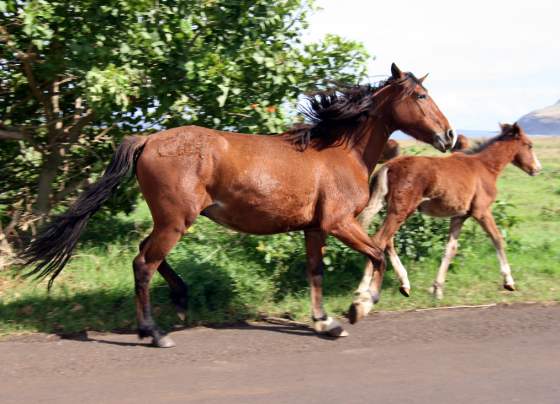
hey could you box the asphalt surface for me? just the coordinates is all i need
[2,303,559,403]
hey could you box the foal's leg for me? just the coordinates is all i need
[386,237,411,297]
[305,230,348,337]
[474,212,515,291]
[366,209,413,306]
[329,217,385,324]
[139,237,189,320]
[134,224,185,347]
[430,216,467,299]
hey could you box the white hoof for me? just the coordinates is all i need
[354,291,374,313]
[313,317,349,337]
[504,275,515,291]
[154,335,176,348]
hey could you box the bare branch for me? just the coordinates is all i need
[17,53,52,116]
[53,177,91,204]
[0,129,25,140]
[64,109,95,143]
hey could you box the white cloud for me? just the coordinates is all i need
[307,0,560,130]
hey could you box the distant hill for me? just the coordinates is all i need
[518,100,560,135]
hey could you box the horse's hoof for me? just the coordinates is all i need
[347,302,369,324]
[399,286,410,297]
[154,335,176,348]
[313,317,348,337]
[176,309,187,321]
[504,283,515,291]
[429,286,443,299]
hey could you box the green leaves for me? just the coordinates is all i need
[0,0,371,244]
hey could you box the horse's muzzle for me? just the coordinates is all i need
[433,129,457,152]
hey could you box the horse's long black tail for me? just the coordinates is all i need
[21,135,147,289]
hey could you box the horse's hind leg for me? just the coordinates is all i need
[386,237,411,297]
[474,211,515,291]
[139,237,189,320]
[133,224,185,348]
[430,216,467,299]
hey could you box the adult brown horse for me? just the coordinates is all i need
[355,123,540,320]
[22,63,456,347]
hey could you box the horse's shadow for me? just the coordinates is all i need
[56,319,331,348]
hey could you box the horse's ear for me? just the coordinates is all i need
[391,63,404,79]
[418,73,429,84]
[499,122,512,133]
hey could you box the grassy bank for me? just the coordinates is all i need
[1,137,559,337]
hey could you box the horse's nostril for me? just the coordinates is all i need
[446,129,457,148]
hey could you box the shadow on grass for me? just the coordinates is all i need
[2,237,390,341]
[79,212,152,247]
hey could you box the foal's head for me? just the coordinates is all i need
[502,123,542,176]
[381,63,456,152]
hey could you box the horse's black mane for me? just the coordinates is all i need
[284,74,421,150]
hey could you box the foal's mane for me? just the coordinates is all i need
[464,125,519,155]
[284,74,421,150]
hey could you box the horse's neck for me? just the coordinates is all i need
[477,141,516,176]
[351,116,391,175]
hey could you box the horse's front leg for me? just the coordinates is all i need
[304,230,348,337]
[330,218,386,324]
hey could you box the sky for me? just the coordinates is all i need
[306,0,560,131]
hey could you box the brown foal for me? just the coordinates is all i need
[379,139,401,162]
[23,64,456,347]
[355,123,541,320]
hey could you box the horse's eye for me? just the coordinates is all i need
[528,144,533,149]
[416,94,427,100]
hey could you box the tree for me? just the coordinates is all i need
[0,0,370,254]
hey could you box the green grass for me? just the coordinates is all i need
[1,137,559,337]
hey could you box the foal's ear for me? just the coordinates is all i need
[499,122,512,132]
[391,63,404,79]
[512,122,521,135]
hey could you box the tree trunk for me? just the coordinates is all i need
[35,148,61,218]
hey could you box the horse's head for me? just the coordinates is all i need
[379,63,456,152]
[502,122,542,176]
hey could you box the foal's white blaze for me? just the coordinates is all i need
[532,151,542,173]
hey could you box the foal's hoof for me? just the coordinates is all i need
[348,302,369,324]
[503,283,516,292]
[313,317,349,338]
[348,291,374,324]
[176,308,187,321]
[153,335,176,348]
[399,286,410,297]
[429,285,444,300]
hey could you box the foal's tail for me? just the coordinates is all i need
[21,135,148,289]
[358,165,389,230]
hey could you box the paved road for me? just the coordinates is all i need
[2,303,559,403]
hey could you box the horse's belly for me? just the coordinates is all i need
[418,198,469,218]
[201,199,315,235]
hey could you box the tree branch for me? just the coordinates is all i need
[64,109,95,143]
[0,129,25,140]
[17,52,53,118]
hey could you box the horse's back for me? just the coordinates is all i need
[385,154,481,217]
